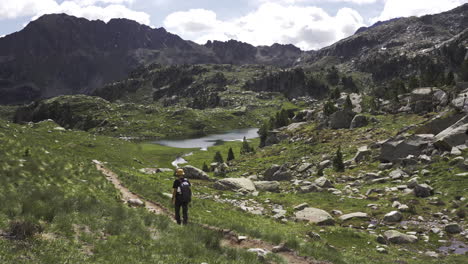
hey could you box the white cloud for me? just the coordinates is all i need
[374,0,468,22]
[163,3,364,50]
[0,0,150,25]
[254,0,380,5]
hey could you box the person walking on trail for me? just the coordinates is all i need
[172,168,192,225]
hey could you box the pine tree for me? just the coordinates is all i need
[202,162,209,172]
[330,87,341,100]
[227,147,235,161]
[344,95,353,110]
[445,71,455,86]
[323,100,338,116]
[332,146,345,172]
[461,59,468,82]
[213,151,224,163]
[240,137,253,155]
[408,76,419,90]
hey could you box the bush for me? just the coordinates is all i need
[202,162,210,172]
[8,219,43,240]
[332,146,345,172]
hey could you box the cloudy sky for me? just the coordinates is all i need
[0,0,467,50]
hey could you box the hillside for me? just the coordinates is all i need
[0,14,301,105]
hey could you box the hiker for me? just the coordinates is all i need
[172,168,192,225]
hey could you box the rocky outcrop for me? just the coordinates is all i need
[295,207,335,225]
[379,134,434,163]
[434,116,468,150]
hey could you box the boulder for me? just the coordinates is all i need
[451,90,468,112]
[254,181,280,192]
[383,230,417,244]
[265,165,293,181]
[414,183,434,198]
[379,134,434,163]
[182,165,210,180]
[329,110,356,129]
[128,199,144,207]
[318,160,331,170]
[293,110,314,122]
[297,163,313,173]
[434,116,468,150]
[350,115,368,129]
[265,130,288,146]
[214,178,256,192]
[264,164,281,178]
[284,122,307,131]
[314,177,334,188]
[444,223,462,234]
[383,211,403,222]
[295,207,335,225]
[339,212,369,221]
[389,169,408,180]
[353,146,371,163]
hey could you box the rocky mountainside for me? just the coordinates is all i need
[301,4,468,82]
[0,14,302,105]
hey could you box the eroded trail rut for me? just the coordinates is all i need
[95,162,328,264]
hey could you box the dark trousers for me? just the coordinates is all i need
[175,200,189,225]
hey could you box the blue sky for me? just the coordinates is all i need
[0,0,467,50]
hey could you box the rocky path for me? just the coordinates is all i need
[94,161,327,264]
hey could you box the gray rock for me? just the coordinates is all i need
[330,110,356,129]
[451,147,462,156]
[383,230,418,244]
[299,184,322,193]
[254,181,280,192]
[295,207,335,225]
[383,211,403,222]
[379,134,434,163]
[434,116,468,150]
[424,251,439,258]
[269,169,293,181]
[182,165,210,180]
[264,164,281,179]
[272,243,291,253]
[350,115,368,129]
[128,198,144,207]
[378,163,393,170]
[314,177,334,188]
[247,248,269,257]
[414,183,434,198]
[214,178,256,192]
[318,160,331,170]
[444,223,462,234]
[294,203,309,211]
[293,110,314,122]
[354,146,371,163]
[297,163,313,173]
[339,212,369,221]
[376,247,388,254]
[389,169,408,180]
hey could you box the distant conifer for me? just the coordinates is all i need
[332,146,345,172]
[227,147,235,161]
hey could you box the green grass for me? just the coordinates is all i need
[0,119,267,264]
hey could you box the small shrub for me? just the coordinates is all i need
[332,146,345,172]
[202,162,209,172]
[456,208,466,219]
[9,219,43,240]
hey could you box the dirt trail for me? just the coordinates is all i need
[95,161,329,264]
